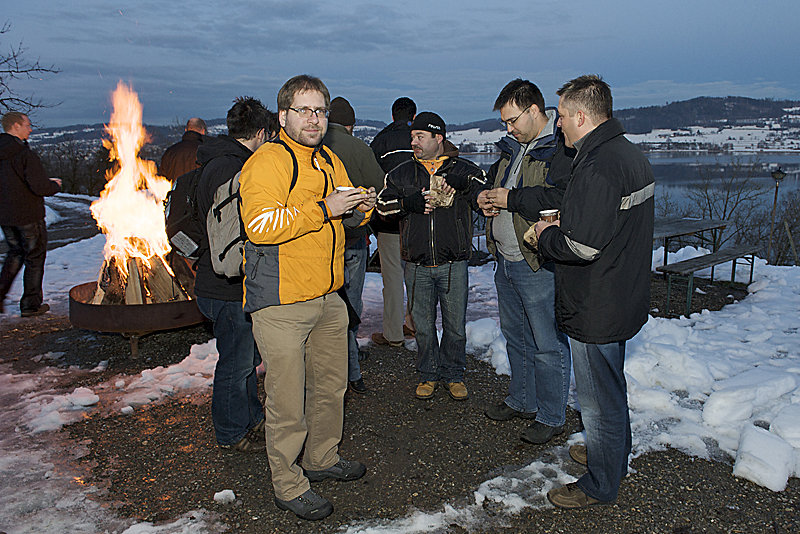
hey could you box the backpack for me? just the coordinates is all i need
[165,165,205,259]
[207,139,300,277]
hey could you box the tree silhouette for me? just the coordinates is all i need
[0,21,59,114]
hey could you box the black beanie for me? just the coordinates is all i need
[410,112,446,137]
[329,97,355,126]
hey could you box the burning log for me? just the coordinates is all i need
[91,255,189,305]
[125,257,145,304]
[144,255,188,302]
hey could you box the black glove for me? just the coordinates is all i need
[400,190,427,213]
[444,173,469,191]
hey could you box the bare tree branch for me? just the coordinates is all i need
[0,20,60,115]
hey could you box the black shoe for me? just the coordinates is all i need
[358,349,369,362]
[275,488,333,520]
[305,458,366,482]
[521,421,564,444]
[348,378,367,394]
[484,402,537,421]
[21,303,49,317]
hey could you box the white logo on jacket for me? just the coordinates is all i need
[247,203,299,234]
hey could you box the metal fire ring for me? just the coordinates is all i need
[69,281,206,357]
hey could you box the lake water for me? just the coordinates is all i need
[462,151,800,209]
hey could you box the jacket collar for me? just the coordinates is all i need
[572,118,626,166]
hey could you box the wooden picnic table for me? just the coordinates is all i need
[653,217,728,267]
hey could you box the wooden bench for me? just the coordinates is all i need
[655,244,759,316]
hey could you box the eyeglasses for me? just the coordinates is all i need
[501,106,531,128]
[288,107,330,119]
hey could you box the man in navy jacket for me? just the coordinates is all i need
[534,75,654,508]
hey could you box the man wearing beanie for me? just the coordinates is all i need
[323,97,385,394]
[376,112,488,401]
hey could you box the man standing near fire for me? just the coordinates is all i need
[193,97,275,453]
[239,75,375,521]
[533,75,654,508]
[474,79,572,446]
[0,112,61,316]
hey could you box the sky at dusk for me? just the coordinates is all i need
[5,0,800,128]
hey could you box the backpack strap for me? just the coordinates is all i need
[273,138,299,195]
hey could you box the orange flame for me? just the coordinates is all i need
[90,82,172,274]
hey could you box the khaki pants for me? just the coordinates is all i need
[251,293,348,500]
[376,232,405,343]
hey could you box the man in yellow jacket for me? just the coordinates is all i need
[239,75,376,521]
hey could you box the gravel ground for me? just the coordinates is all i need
[3,275,799,533]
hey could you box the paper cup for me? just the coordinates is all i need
[539,209,559,222]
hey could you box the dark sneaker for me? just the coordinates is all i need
[547,482,605,509]
[305,458,366,482]
[520,421,564,444]
[371,332,404,347]
[219,425,266,452]
[569,444,587,466]
[349,378,367,394]
[275,488,333,520]
[21,303,50,317]
[485,402,537,421]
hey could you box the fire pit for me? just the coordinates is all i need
[69,281,204,357]
[68,82,205,357]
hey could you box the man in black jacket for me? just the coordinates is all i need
[377,112,488,401]
[159,117,206,181]
[473,79,572,446]
[369,97,416,347]
[533,75,654,509]
[194,98,274,452]
[0,112,61,316]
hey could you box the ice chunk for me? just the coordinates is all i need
[733,425,793,492]
[213,489,236,504]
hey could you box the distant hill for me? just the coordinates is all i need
[615,97,800,134]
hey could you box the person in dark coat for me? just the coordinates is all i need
[159,117,206,181]
[376,112,488,402]
[369,97,417,347]
[533,75,655,509]
[323,97,385,394]
[0,112,61,316]
[194,98,273,453]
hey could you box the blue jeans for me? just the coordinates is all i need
[570,339,631,502]
[196,296,264,445]
[405,261,468,382]
[0,221,47,312]
[344,237,368,382]
[495,257,570,426]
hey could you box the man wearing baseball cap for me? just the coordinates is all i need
[376,112,488,401]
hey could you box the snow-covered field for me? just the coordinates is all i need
[1,197,799,533]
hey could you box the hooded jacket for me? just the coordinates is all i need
[192,134,253,301]
[0,133,60,226]
[484,109,573,271]
[537,118,655,344]
[239,129,372,311]
[376,150,488,266]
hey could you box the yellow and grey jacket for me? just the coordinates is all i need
[239,130,372,311]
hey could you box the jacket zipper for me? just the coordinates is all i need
[315,153,337,293]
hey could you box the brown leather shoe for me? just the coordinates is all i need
[403,324,416,337]
[547,482,605,509]
[569,444,587,466]
[445,381,468,401]
[371,332,404,347]
[415,381,437,399]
